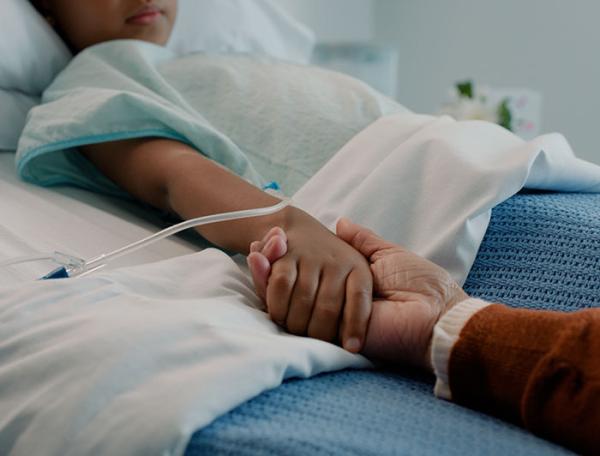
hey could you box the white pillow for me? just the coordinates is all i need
[0,0,71,96]
[168,0,315,63]
[0,89,40,151]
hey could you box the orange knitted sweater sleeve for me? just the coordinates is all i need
[449,304,600,454]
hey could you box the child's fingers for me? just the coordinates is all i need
[285,262,320,336]
[247,252,271,301]
[266,258,297,325]
[341,267,373,353]
[306,269,345,343]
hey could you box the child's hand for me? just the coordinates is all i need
[247,209,373,353]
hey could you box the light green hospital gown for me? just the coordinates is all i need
[17,40,407,196]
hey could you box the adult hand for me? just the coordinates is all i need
[335,218,468,369]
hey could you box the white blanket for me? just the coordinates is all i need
[0,250,367,455]
[0,153,198,286]
[2,113,600,455]
[295,113,600,283]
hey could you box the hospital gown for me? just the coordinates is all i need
[17,39,406,196]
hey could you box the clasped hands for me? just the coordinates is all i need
[247,218,468,371]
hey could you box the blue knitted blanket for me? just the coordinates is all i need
[186,192,600,455]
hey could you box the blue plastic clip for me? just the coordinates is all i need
[262,181,281,192]
[41,267,70,280]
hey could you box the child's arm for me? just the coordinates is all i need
[81,138,372,352]
[82,138,283,253]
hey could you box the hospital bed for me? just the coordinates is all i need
[1,149,597,455]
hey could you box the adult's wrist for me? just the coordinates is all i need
[430,298,492,399]
[422,282,469,372]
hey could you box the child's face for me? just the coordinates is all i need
[38,0,178,52]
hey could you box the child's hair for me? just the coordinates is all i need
[29,0,46,17]
[30,1,59,38]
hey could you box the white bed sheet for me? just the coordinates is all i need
[0,152,199,285]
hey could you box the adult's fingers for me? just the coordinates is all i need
[335,218,397,260]
[340,267,373,353]
[248,227,289,307]
[247,252,271,301]
[285,262,320,336]
[250,227,287,255]
[262,234,288,263]
[266,259,297,325]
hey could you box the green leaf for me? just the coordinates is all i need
[456,80,473,99]
[497,98,512,131]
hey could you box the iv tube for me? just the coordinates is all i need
[82,198,292,274]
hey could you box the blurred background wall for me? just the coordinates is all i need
[277,0,374,42]
[278,0,600,164]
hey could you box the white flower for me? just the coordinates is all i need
[439,97,498,123]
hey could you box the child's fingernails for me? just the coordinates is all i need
[344,337,361,353]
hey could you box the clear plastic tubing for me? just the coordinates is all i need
[84,197,292,273]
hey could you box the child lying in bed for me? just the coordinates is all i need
[27,0,410,354]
